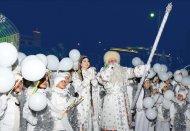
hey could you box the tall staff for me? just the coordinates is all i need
[131,3,173,109]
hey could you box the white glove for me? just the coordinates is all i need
[55,112,64,120]
[134,65,148,78]
[0,95,9,110]
[27,115,38,125]
[100,69,112,82]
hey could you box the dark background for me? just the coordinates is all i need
[0,0,190,71]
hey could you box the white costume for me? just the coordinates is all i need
[72,67,97,131]
[154,83,170,131]
[0,94,20,131]
[50,86,73,131]
[98,63,145,131]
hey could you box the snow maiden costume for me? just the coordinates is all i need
[72,56,97,131]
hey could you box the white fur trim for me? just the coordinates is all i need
[104,51,120,65]
[54,76,66,87]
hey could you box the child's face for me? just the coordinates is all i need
[65,75,71,84]
[155,79,159,84]
[14,80,23,93]
[177,94,184,101]
[57,80,66,89]
[162,85,168,93]
[144,80,151,89]
[39,76,49,89]
[165,79,170,85]
[153,88,158,95]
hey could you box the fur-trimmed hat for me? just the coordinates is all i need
[54,76,66,87]
[104,51,120,65]
[57,72,70,78]
[153,76,159,83]
[178,90,187,99]
[159,82,167,92]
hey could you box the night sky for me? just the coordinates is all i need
[0,0,190,71]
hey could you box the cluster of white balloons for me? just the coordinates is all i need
[152,63,173,81]
[143,97,157,120]
[173,69,190,88]
[59,49,80,71]
[0,42,17,93]
[22,49,80,111]
[0,42,82,112]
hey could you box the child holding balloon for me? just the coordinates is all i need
[0,73,24,131]
[23,74,53,131]
[155,82,170,131]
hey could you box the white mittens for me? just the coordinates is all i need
[0,95,9,110]
[27,115,38,125]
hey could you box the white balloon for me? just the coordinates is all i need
[21,55,37,67]
[158,72,169,81]
[0,67,15,93]
[18,52,26,65]
[7,66,12,71]
[73,62,79,71]
[59,57,74,71]
[147,68,156,79]
[181,77,190,86]
[47,55,59,71]
[174,70,181,76]
[132,57,142,67]
[28,93,47,112]
[69,49,80,62]
[21,57,46,81]
[162,99,172,109]
[36,54,48,66]
[164,90,174,101]
[174,74,182,83]
[153,94,164,104]
[167,71,173,79]
[180,69,188,77]
[153,63,161,73]
[143,97,155,108]
[0,42,18,67]
[146,108,157,120]
[160,64,168,72]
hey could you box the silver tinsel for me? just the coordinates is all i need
[68,107,80,131]
[173,102,187,131]
[13,88,27,131]
[162,106,170,120]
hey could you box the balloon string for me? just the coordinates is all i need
[32,81,40,94]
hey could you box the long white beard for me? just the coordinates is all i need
[110,65,126,86]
